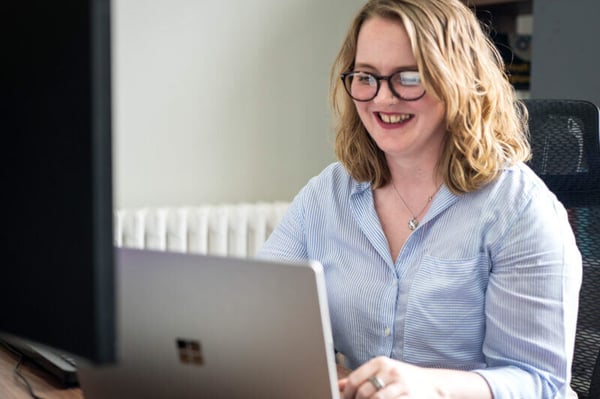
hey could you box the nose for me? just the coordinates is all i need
[373,78,396,104]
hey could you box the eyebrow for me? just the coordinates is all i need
[353,62,419,72]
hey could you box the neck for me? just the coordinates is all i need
[384,135,445,187]
[389,166,441,192]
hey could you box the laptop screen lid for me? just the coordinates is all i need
[78,248,339,399]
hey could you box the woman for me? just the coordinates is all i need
[259,0,582,397]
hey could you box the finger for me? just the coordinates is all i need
[357,378,381,399]
[368,374,386,391]
[343,365,382,398]
[347,361,379,386]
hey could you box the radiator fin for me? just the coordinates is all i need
[114,202,289,257]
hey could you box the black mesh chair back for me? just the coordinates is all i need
[591,349,600,399]
[524,99,600,399]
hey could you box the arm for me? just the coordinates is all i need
[257,193,308,261]
[473,191,581,398]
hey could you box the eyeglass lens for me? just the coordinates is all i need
[342,71,425,102]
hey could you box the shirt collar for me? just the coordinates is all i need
[351,179,372,196]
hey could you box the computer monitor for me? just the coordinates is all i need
[1,0,115,364]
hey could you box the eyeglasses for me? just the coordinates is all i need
[340,70,426,102]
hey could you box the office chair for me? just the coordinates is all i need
[523,99,600,399]
[591,348,600,399]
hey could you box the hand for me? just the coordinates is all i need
[338,356,491,399]
[339,356,435,399]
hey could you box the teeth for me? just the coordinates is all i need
[379,113,410,124]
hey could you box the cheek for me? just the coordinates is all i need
[418,98,446,126]
[354,102,371,122]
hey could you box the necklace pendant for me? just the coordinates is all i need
[408,218,419,231]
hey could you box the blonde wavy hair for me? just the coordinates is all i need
[331,0,530,194]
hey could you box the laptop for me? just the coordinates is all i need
[77,248,340,399]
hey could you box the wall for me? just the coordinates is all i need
[530,0,600,106]
[113,0,365,208]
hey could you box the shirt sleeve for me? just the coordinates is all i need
[257,186,309,262]
[473,189,582,398]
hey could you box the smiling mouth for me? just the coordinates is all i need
[377,113,412,124]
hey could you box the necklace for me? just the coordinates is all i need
[391,181,440,231]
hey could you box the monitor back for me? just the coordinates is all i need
[1,0,115,363]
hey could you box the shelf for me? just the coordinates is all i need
[468,0,532,34]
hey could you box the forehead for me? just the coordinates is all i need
[354,16,417,71]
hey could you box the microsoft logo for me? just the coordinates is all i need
[176,338,204,366]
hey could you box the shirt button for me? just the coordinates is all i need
[384,327,391,336]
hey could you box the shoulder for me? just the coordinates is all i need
[478,162,569,235]
[485,162,553,205]
[456,163,565,236]
[300,162,363,199]
[285,162,365,221]
[309,162,354,184]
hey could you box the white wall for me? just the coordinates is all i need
[113,0,365,208]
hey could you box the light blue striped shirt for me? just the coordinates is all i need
[258,162,582,398]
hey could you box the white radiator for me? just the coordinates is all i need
[114,202,289,257]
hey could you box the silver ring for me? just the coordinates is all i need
[368,374,386,391]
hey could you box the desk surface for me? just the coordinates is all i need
[1,344,349,398]
[0,345,82,399]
